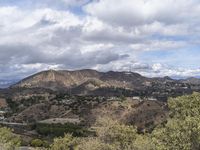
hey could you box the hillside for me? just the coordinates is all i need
[10,69,200,101]
[181,77,200,85]
[0,70,200,148]
[11,69,145,90]
[6,95,168,133]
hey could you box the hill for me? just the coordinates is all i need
[1,69,200,147]
[11,69,145,90]
[10,69,200,101]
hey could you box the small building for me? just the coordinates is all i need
[148,97,157,101]
[132,96,140,100]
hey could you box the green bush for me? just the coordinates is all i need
[50,93,200,150]
[36,123,91,137]
[152,92,200,150]
[0,127,21,150]
[95,117,138,150]
[76,138,115,150]
[30,138,49,148]
[50,134,76,150]
[6,92,196,150]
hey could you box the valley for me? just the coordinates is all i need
[0,69,200,149]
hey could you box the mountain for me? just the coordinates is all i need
[11,69,146,90]
[0,80,18,88]
[179,77,200,91]
[10,69,200,101]
[181,77,200,85]
[1,69,200,139]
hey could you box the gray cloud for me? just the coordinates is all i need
[1,0,90,9]
[83,29,143,44]
[0,0,200,80]
[94,61,200,78]
[0,43,126,67]
[85,0,200,26]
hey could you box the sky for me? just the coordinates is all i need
[0,0,200,84]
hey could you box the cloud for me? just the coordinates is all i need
[130,40,187,51]
[85,0,200,26]
[0,6,129,79]
[0,0,90,9]
[94,61,200,78]
[0,0,199,80]
[84,0,200,42]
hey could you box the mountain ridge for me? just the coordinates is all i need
[8,69,200,101]
[11,69,146,90]
[10,69,200,90]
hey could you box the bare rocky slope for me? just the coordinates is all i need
[11,69,145,90]
[10,69,200,101]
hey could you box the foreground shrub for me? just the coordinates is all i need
[95,117,138,150]
[152,92,200,150]
[133,134,154,150]
[0,127,21,150]
[36,123,90,137]
[168,92,200,119]
[76,138,115,150]
[50,134,77,150]
[31,139,49,148]
[48,93,200,150]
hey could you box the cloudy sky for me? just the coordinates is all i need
[0,0,200,84]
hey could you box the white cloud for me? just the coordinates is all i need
[94,61,200,78]
[0,0,199,79]
[130,40,187,51]
[60,0,90,6]
[84,0,200,41]
[85,0,200,26]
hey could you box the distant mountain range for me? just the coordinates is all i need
[180,77,200,85]
[9,69,200,101]
[0,80,18,88]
